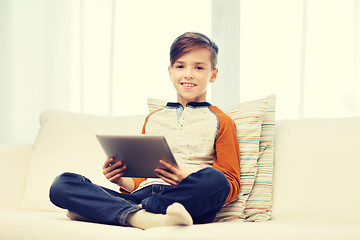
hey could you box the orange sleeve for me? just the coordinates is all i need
[210,106,241,204]
[132,177,146,189]
[119,177,147,194]
[141,114,150,134]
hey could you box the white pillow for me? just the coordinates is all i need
[20,110,145,211]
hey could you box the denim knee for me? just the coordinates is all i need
[179,167,230,206]
[193,168,229,205]
[194,167,230,191]
[49,172,85,207]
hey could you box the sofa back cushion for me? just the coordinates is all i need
[272,117,360,223]
[20,110,145,211]
[0,145,33,210]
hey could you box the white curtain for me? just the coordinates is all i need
[239,0,360,119]
[0,0,211,144]
[1,0,359,144]
[0,0,74,143]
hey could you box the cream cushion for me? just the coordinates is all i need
[20,110,144,211]
[272,117,360,223]
[0,145,33,210]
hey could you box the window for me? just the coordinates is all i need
[2,0,359,144]
[70,0,212,116]
[238,0,360,119]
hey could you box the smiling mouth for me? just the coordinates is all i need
[181,83,197,88]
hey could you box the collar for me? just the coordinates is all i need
[166,102,211,108]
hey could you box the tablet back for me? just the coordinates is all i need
[96,135,177,178]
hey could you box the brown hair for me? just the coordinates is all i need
[170,32,219,70]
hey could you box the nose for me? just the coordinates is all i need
[184,67,194,79]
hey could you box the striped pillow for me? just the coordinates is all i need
[147,95,276,222]
[243,95,276,222]
[214,99,266,222]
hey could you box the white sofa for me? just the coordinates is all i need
[1,109,360,240]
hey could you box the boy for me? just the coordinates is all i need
[50,32,240,229]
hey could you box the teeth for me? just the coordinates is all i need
[182,83,195,87]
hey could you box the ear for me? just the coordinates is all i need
[168,66,172,81]
[209,68,218,83]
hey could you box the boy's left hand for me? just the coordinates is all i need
[155,160,191,186]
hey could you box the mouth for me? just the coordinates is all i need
[181,82,197,88]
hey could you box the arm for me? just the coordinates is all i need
[211,111,241,204]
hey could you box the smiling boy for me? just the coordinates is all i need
[170,47,218,105]
[50,32,240,229]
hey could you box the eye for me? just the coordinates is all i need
[176,65,184,69]
[196,66,204,70]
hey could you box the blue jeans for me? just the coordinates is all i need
[49,167,230,226]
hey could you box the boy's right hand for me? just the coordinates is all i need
[102,157,127,186]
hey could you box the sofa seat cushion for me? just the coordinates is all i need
[142,220,360,240]
[0,210,142,240]
[1,210,359,240]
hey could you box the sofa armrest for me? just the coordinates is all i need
[0,144,33,210]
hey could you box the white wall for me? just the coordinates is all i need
[211,0,241,111]
[0,0,12,143]
[0,0,73,143]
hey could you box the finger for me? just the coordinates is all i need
[103,160,124,175]
[156,173,178,186]
[109,172,125,183]
[155,167,172,178]
[159,160,178,173]
[106,163,126,176]
[103,157,114,169]
[155,168,179,183]
[111,160,124,169]
[103,157,121,170]
[105,165,126,180]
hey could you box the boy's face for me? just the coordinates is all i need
[168,48,218,106]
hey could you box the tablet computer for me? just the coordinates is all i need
[96,135,178,178]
